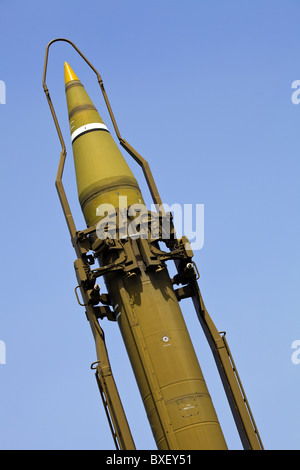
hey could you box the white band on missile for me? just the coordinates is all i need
[71,122,109,142]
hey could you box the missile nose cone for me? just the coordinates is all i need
[64,62,79,84]
[64,62,144,227]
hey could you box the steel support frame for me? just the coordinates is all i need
[43,38,263,451]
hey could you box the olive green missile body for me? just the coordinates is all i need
[65,62,227,450]
[64,62,144,227]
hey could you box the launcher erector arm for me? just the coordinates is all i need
[43,38,263,451]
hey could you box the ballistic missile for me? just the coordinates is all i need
[64,61,227,450]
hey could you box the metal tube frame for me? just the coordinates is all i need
[43,38,135,451]
[42,38,263,450]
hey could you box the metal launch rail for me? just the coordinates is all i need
[43,38,264,450]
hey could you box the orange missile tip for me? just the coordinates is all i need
[64,62,79,85]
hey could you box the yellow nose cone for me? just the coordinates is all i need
[64,62,79,84]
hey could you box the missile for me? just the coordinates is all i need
[64,62,227,450]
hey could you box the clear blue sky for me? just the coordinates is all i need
[0,0,299,450]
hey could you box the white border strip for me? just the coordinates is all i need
[71,122,109,142]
